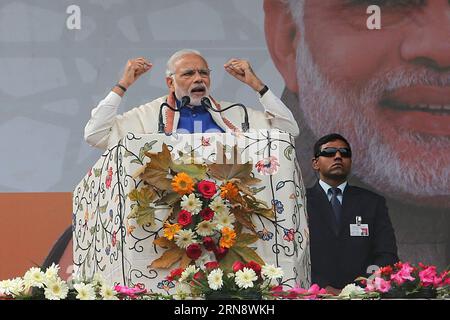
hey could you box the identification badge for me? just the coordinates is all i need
[350,216,369,236]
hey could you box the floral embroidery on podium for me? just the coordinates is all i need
[126,143,275,274]
[255,156,280,175]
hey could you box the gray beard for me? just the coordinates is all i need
[295,37,450,205]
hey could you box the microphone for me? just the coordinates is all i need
[201,97,250,132]
[158,95,190,133]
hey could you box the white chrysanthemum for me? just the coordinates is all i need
[74,283,96,300]
[181,194,202,214]
[173,282,192,300]
[44,263,60,282]
[174,229,197,249]
[213,212,235,230]
[100,285,118,300]
[338,284,365,299]
[44,278,69,300]
[235,268,258,289]
[1,278,25,297]
[261,264,284,280]
[23,267,46,289]
[207,269,224,291]
[195,220,216,236]
[209,197,229,215]
[180,265,199,282]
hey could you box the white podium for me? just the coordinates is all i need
[73,130,310,294]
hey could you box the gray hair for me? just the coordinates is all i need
[284,0,305,33]
[165,49,203,77]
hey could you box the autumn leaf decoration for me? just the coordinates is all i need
[126,143,275,272]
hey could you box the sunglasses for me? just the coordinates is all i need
[316,147,352,158]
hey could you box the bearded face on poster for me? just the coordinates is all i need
[264,0,450,208]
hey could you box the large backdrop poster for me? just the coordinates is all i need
[0,0,448,272]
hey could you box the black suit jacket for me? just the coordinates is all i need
[307,182,399,289]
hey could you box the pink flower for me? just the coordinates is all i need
[391,263,416,285]
[270,285,284,298]
[114,284,147,299]
[374,277,391,293]
[287,286,308,299]
[255,156,280,175]
[419,266,438,287]
[232,261,245,272]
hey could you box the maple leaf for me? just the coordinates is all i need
[153,236,175,249]
[149,247,185,269]
[127,205,156,227]
[179,253,192,269]
[208,144,261,185]
[128,186,157,206]
[140,144,173,191]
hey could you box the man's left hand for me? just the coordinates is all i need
[224,59,265,92]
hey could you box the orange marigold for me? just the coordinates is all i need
[163,222,182,240]
[220,182,239,200]
[171,172,195,195]
[219,227,236,249]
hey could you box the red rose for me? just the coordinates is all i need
[186,243,202,260]
[232,261,245,272]
[167,268,183,281]
[197,180,217,199]
[203,237,216,251]
[214,247,228,261]
[245,261,262,275]
[204,261,220,270]
[178,210,192,226]
[199,208,215,221]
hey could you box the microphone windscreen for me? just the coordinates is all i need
[201,97,212,109]
[180,96,190,108]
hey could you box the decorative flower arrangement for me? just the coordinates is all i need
[166,260,285,300]
[0,264,120,300]
[127,143,275,273]
[355,262,450,299]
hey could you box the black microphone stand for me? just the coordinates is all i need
[158,95,190,133]
[201,97,250,132]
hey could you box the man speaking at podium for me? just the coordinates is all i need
[84,49,299,149]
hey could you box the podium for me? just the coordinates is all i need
[72,130,310,294]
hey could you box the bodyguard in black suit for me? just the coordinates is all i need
[307,133,398,292]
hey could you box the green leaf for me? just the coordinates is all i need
[284,145,294,161]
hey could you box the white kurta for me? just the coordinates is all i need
[84,90,300,150]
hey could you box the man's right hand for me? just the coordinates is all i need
[114,57,152,96]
